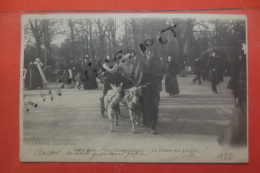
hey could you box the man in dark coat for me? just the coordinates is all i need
[136,52,164,134]
[191,58,202,85]
[207,51,224,94]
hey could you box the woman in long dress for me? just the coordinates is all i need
[217,44,247,147]
[165,55,180,96]
[82,57,98,90]
[24,60,44,90]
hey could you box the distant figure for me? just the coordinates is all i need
[165,55,180,96]
[74,59,84,90]
[82,55,98,90]
[191,58,202,85]
[158,57,165,91]
[201,67,209,82]
[62,61,73,86]
[207,51,224,94]
[159,57,165,73]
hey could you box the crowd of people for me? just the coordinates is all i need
[191,50,225,94]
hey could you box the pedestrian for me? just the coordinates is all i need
[82,55,98,90]
[136,52,164,134]
[201,67,209,82]
[191,58,202,85]
[165,55,180,96]
[74,59,84,90]
[158,57,165,91]
[207,51,224,94]
[218,43,247,146]
[62,61,73,86]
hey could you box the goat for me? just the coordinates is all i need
[121,83,150,133]
[104,82,123,132]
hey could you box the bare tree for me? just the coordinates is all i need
[42,19,62,65]
[87,19,95,61]
[131,19,139,51]
[171,18,196,69]
[68,19,76,61]
[95,19,109,60]
[27,19,46,60]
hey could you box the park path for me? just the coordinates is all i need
[22,75,235,150]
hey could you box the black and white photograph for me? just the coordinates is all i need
[20,13,248,162]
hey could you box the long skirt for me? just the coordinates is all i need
[83,73,98,90]
[165,74,179,95]
[217,104,247,146]
[62,70,71,85]
[25,66,43,90]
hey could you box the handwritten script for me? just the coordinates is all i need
[161,146,208,162]
[32,147,209,162]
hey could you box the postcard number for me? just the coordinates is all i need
[218,153,235,160]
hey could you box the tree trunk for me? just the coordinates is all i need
[111,19,116,54]
[100,35,105,60]
[36,37,42,60]
[82,28,85,59]
[108,21,113,58]
[131,19,139,51]
[68,19,76,61]
[176,19,195,71]
[88,19,95,61]
[29,19,45,61]
[124,19,128,49]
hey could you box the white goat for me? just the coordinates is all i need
[104,83,123,132]
[121,83,150,133]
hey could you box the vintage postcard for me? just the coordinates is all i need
[20,13,248,162]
